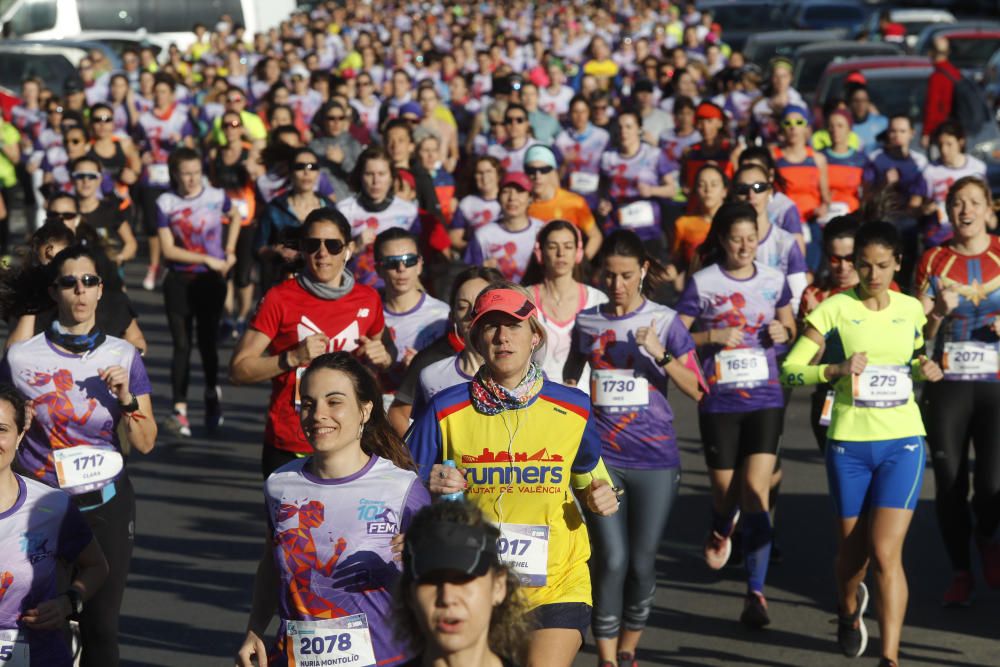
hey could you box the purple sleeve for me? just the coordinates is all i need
[665,315,696,358]
[406,398,444,481]
[657,152,679,178]
[570,414,602,474]
[776,280,792,309]
[155,197,170,229]
[128,350,152,396]
[408,214,421,238]
[465,234,484,266]
[179,118,195,138]
[399,478,431,533]
[57,500,94,562]
[222,193,232,214]
[863,158,879,185]
[674,279,701,317]
[317,172,335,198]
[787,241,808,276]
[0,356,11,384]
[780,206,802,235]
[451,206,468,231]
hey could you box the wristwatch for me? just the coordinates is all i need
[657,351,673,367]
[64,588,83,618]
[119,393,139,413]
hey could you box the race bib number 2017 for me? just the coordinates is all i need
[286,615,376,667]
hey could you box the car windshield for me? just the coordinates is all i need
[949,37,1000,69]
[802,5,864,25]
[747,40,805,66]
[0,52,74,93]
[709,5,784,30]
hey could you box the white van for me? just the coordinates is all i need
[0,0,297,50]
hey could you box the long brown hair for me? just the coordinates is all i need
[300,352,416,471]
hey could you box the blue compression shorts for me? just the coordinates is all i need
[825,436,926,519]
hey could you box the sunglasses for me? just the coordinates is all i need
[225,119,242,128]
[734,181,771,196]
[49,106,64,114]
[504,116,528,125]
[91,115,113,123]
[359,80,373,87]
[54,274,101,289]
[828,253,854,265]
[47,211,79,221]
[377,253,419,269]
[226,96,245,104]
[782,118,808,128]
[67,139,85,146]
[326,114,346,121]
[525,165,555,176]
[301,237,347,255]
[72,171,100,181]
[293,162,319,171]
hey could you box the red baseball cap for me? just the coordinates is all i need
[845,71,867,86]
[470,289,537,330]
[500,172,531,191]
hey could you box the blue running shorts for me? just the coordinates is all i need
[825,436,926,519]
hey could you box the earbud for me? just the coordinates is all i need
[344,250,352,262]
[641,269,647,279]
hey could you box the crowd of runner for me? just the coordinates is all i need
[0,1,998,666]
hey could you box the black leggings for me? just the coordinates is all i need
[920,380,1000,571]
[163,270,226,404]
[230,220,256,289]
[586,466,681,640]
[138,184,168,237]
[79,475,135,667]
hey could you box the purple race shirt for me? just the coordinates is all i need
[572,300,696,469]
[1,334,151,491]
[265,456,430,667]
[464,218,544,283]
[0,475,92,666]
[599,144,677,240]
[676,262,791,413]
[337,196,420,289]
[156,185,231,273]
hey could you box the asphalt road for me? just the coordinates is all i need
[101,265,999,667]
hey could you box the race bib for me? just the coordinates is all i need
[286,615,376,667]
[715,348,769,388]
[943,341,1000,381]
[819,390,834,426]
[147,163,170,185]
[590,369,648,411]
[569,171,599,194]
[618,201,655,229]
[53,446,123,493]
[0,630,29,667]
[852,365,912,408]
[496,524,549,587]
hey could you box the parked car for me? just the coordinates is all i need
[785,0,869,36]
[984,46,1000,116]
[918,28,1000,82]
[815,56,1000,193]
[743,29,846,67]
[0,42,82,96]
[695,0,788,51]
[858,7,955,49]
[793,40,903,99]
[913,20,1000,57]
[68,30,171,61]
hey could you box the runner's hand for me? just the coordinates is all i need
[291,333,330,367]
[235,630,268,667]
[98,365,130,403]
[919,354,943,382]
[832,352,868,379]
[767,320,789,344]
[428,463,466,496]
[711,327,743,348]
[390,532,405,562]
[357,335,392,370]
[585,479,619,516]
[21,595,71,630]
[635,318,665,360]
[204,256,228,274]
[933,285,959,318]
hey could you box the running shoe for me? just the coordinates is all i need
[164,410,192,438]
[837,581,869,657]
[617,651,637,667]
[979,540,1000,589]
[142,264,159,291]
[740,590,770,628]
[205,386,224,432]
[704,509,740,570]
[598,661,615,667]
[878,659,898,667]
[942,571,974,607]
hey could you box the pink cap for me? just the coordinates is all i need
[500,172,531,191]
[470,289,537,329]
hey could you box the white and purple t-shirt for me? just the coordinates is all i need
[600,144,677,240]
[136,104,195,187]
[920,156,987,246]
[531,283,607,393]
[384,293,449,361]
[676,262,791,413]
[290,89,324,128]
[756,223,808,315]
[767,192,803,236]
[554,125,610,204]
[350,98,382,138]
[2,334,150,491]
[487,138,541,174]
[538,85,575,117]
[464,217,544,283]
[156,185,231,273]
[660,128,702,164]
[265,456,430,667]
[450,195,501,233]
[337,196,421,288]
[572,300,696,469]
[0,476,92,664]
[414,354,474,415]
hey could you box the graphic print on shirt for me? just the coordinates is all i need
[275,500,352,619]
[0,571,11,603]
[460,447,565,488]
[24,368,109,476]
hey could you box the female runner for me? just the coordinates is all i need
[676,202,796,627]
[782,221,943,666]
[2,244,156,667]
[408,283,619,667]
[235,352,430,667]
[564,229,703,667]
[915,176,1000,605]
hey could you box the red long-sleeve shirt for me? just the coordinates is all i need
[923,60,961,138]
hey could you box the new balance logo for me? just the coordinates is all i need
[357,308,370,317]
[903,443,920,452]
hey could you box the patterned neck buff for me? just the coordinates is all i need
[46,320,106,354]
[470,362,544,415]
